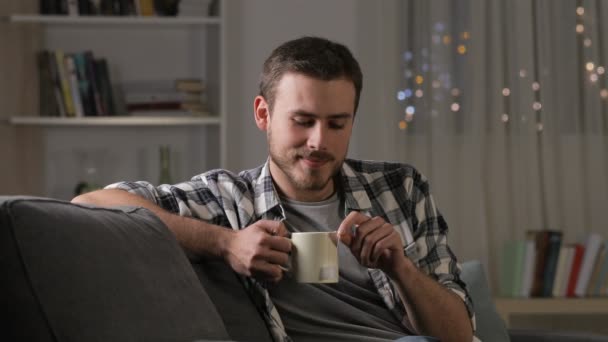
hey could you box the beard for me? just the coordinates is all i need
[268,129,343,192]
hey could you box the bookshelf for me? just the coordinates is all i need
[5,1,226,200]
[4,14,221,26]
[494,297,608,326]
[8,116,221,126]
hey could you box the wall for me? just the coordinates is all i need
[226,0,392,171]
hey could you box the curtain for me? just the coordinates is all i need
[392,0,608,290]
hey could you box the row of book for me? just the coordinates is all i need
[38,50,116,117]
[40,0,216,17]
[501,231,608,298]
[125,79,209,117]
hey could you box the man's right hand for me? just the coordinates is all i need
[222,220,292,283]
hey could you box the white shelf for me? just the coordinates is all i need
[494,297,608,326]
[8,116,221,127]
[3,14,221,26]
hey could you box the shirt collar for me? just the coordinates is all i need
[252,159,374,220]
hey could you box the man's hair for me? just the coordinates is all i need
[259,36,363,113]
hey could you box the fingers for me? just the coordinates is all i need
[337,211,371,246]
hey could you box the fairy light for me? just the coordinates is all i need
[584,38,592,47]
[586,62,595,71]
[415,89,424,98]
[533,101,542,111]
[397,91,406,101]
[451,102,460,112]
[415,75,424,85]
[590,73,599,82]
[432,80,441,89]
[532,82,540,91]
[576,24,585,34]
[406,106,415,115]
[443,35,452,44]
[576,6,585,16]
[462,31,471,40]
[502,88,511,96]
[537,123,544,132]
[399,120,407,130]
[501,114,509,123]
[451,88,461,97]
[597,66,605,75]
[600,89,608,99]
[457,44,467,55]
[519,69,527,78]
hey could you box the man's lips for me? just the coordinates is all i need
[300,157,329,168]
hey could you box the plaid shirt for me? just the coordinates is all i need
[107,159,476,341]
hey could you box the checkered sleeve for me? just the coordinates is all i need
[409,170,476,331]
[104,171,238,227]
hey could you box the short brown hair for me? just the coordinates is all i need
[259,36,363,113]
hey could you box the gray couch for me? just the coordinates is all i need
[1,196,606,341]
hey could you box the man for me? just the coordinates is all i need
[73,37,475,342]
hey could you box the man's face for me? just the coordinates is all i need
[254,72,356,201]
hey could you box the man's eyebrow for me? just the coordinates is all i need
[291,110,353,119]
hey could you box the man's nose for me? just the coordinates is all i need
[307,124,328,151]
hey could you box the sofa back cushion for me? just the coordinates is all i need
[0,196,230,342]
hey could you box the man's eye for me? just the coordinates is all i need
[329,121,346,129]
[294,119,314,127]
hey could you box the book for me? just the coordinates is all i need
[566,244,586,297]
[554,245,575,297]
[175,78,205,93]
[530,230,554,297]
[551,245,569,297]
[575,233,604,297]
[592,241,608,296]
[95,58,116,115]
[520,239,536,297]
[500,240,526,297]
[73,53,95,116]
[54,50,76,117]
[38,51,61,117]
[542,231,563,296]
[587,242,607,296]
[65,55,85,117]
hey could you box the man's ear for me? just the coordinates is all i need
[254,96,270,131]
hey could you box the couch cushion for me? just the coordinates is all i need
[0,196,230,342]
[191,260,273,341]
[460,260,510,342]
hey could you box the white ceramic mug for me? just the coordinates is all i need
[290,232,339,283]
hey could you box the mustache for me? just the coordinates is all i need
[298,150,335,161]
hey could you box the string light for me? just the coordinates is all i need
[597,66,605,75]
[533,101,542,111]
[584,38,592,47]
[415,75,424,85]
[406,106,416,115]
[457,44,467,55]
[600,89,608,99]
[537,123,544,132]
[432,80,441,89]
[399,120,407,130]
[502,88,511,96]
[397,91,406,101]
[519,69,527,78]
[590,73,599,82]
[576,24,585,34]
[586,62,595,71]
[415,89,424,98]
[532,82,540,91]
[462,31,471,40]
[451,88,461,97]
[501,114,509,123]
[450,103,460,112]
[576,6,585,16]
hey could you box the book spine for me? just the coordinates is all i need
[566,244,585,297]
[575,233,603,297]
[65,55,85,117]
[542,231,563,297]
[54,50,76,117]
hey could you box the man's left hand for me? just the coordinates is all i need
[337,211,407,278]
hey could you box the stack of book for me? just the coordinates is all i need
[40,0,183,17]
[38,50,116,117]
[501,231,608,298]
[124,79,208,117]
